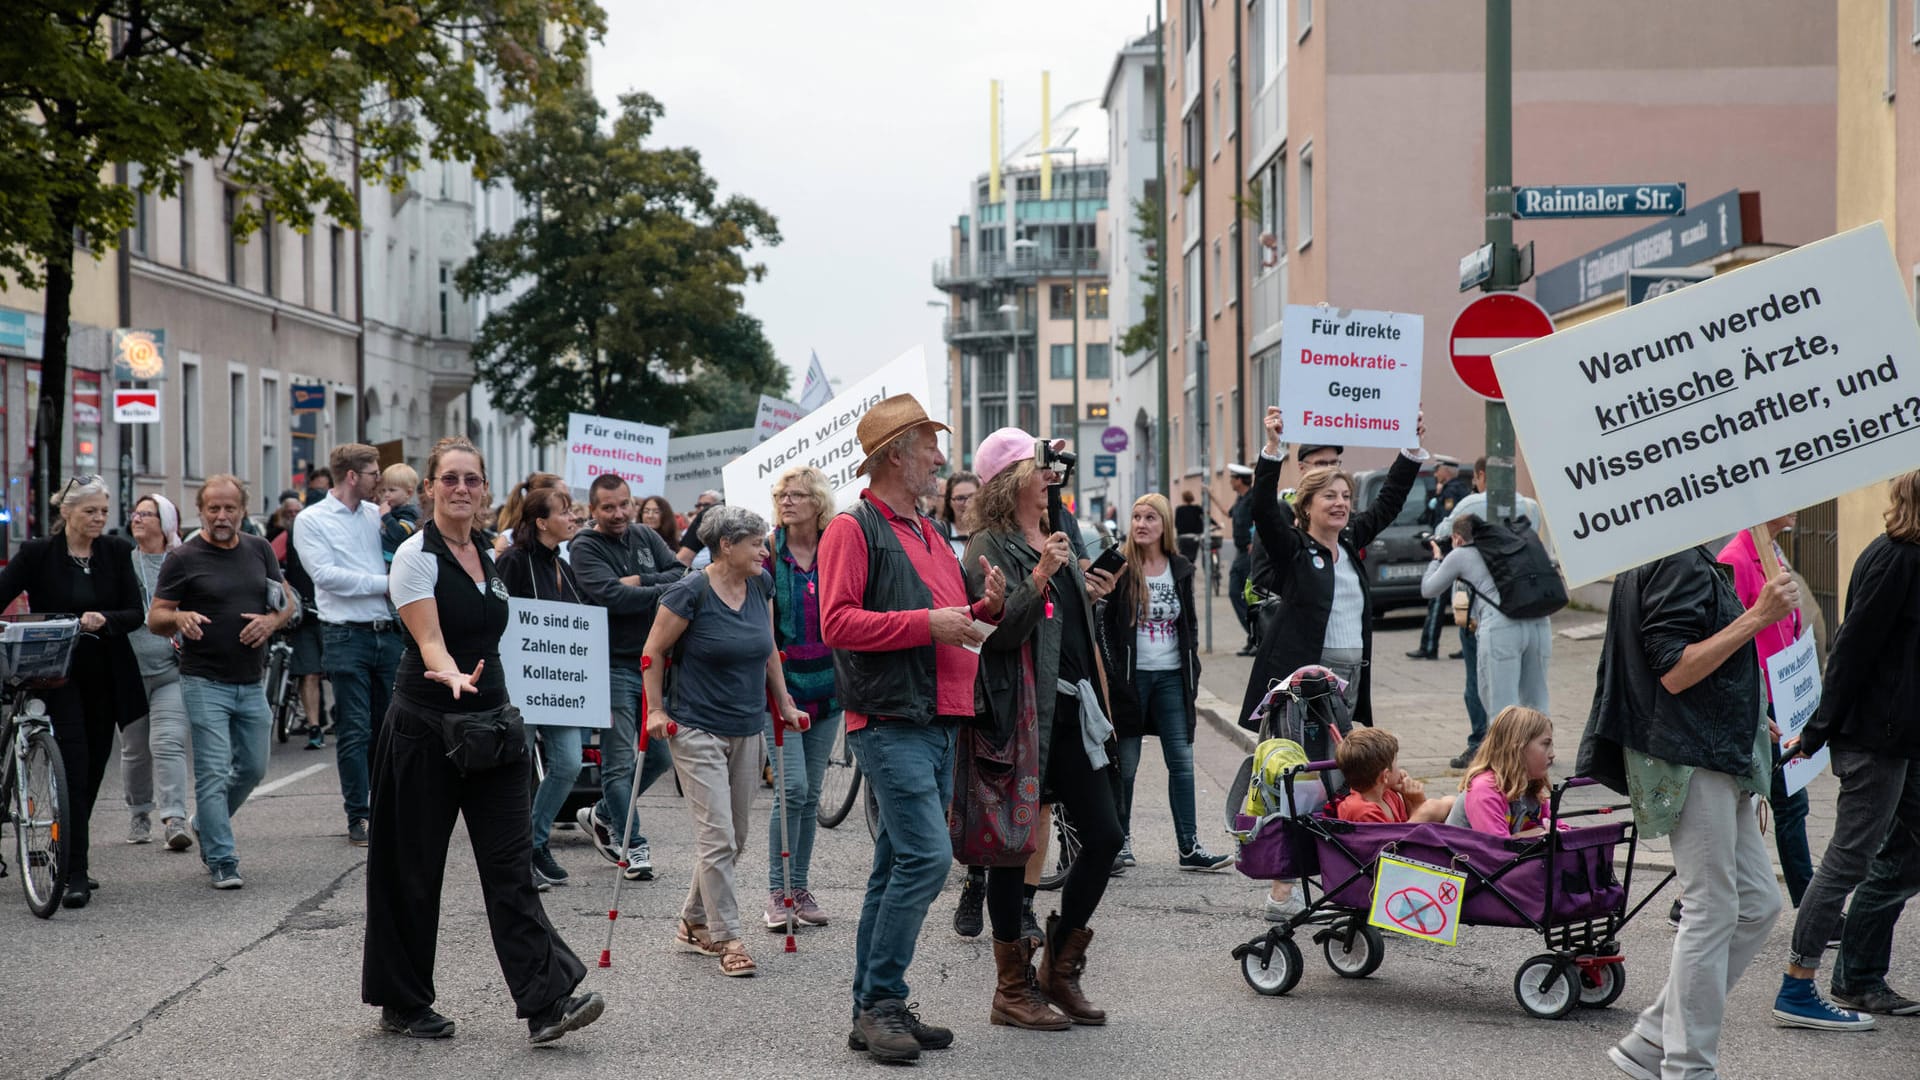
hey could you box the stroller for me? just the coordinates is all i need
[1224,670,1673,1020]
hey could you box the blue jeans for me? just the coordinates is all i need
[321,623,403,824]
[1417,595,1446,655]
[764,710,840,892]
[1116,669,1199,851]
[180,676,273,870]
[1460,624,1488,749]
[849,721,955,1017]
[594,662,674,842]
[527,724,584,851]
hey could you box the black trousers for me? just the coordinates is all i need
[1229,552,1253,638]
[48,651,118,880]
[361,700,585,1018]
[989,700,1125,943]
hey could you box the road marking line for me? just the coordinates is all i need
[253,761,330,797]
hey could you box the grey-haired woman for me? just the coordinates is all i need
[121,493,195,851]
[641,505,809,977]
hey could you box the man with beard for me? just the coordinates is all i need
[150,475,295,889]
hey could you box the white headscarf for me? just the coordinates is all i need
[144,493,184,551]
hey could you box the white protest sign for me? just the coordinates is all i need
[1495,223,1920,587]
[665,427,757,510]
[502,599,610,728]
[1278,305,1424,450]
[1766,628,1830,795]
[722,346,930,526]
[756,395,803,441]
[1367,854,1466,946]
[565,413,669,498]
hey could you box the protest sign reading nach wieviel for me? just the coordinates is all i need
[1278,305,1424,450]
[1494,223,1920,587]
[721,347,930,526]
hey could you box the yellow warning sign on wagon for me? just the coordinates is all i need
[1368,854,1467,946]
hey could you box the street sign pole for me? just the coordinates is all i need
[1484,0,1516,524]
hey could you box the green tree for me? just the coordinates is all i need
[675,313,792,435]
[456,88,781,441]
[1117,193,1160,358]
[0,1,602,526]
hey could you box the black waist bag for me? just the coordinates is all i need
[437,703,528,777]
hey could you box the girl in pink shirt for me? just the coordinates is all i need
[1449,706,1556,836]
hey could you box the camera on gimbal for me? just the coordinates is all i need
[1035,439,1077,484]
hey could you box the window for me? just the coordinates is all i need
[177,163,192,271]
[261,375,280,492]
[1184,385,1202,471]
[438,263,451,336]
[302,231,314,306]
[1298,142,1314,248]
[1185,247,1202,331]
[982,400,1008,432]
[980,353,1008,394]
[262,212,275,298]
[1018,401,1037,435]
[1228,224,1241,304]
[1251,0,1285,89]
[1215,395,1226,474]
[329,226,344,315]
[1086,344,1111,379]
[1051,404,1074,441]
[223,187,239,285]
[129,164,148,256]
[1211,83,1222,156]
[1085,283,1109,320]
[1017,348,1038,389]
[229,370,248,477]
[1050,344,1075,379]
[334,391,355,445]
[1297,0,1313,39]
[1212,240,1223,314]
[1088,404,1109,420]
[407,252,418,325]
[1183,112,1203,169]
[180,356,202,478]
[1049,284,1074,319]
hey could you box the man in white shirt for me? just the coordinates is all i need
[294,443,402,847]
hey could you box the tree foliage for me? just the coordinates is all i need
[0,0,603,523]
[1117,193,1161,359]
[456,88,783,441]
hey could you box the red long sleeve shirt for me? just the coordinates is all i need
[818,489,994,731]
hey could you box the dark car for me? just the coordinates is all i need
[1349,461,1470,619]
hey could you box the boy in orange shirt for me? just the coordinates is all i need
[1335,729,1454,824]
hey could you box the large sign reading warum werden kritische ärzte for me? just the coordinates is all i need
[1494,223,1920,588]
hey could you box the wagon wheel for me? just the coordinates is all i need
[1514,954,1578,1020]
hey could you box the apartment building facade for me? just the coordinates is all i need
[1102,29,1164,509]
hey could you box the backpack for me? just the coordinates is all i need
[1467,516,1567,619]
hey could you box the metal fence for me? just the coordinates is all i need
[1781,497,1839,650]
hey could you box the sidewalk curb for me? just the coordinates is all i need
[1197,686,1254,755]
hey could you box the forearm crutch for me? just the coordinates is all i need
[600,655,675,968]
[770,651,802,954]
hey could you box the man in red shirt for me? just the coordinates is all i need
[819,395,1004,1064]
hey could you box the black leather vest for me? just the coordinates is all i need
[831,499,939,725]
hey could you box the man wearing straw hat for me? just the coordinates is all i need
[819,394,1005,1064]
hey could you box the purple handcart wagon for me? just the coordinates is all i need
[1229,762,1674,1019]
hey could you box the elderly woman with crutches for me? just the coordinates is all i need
[641,505,808,976]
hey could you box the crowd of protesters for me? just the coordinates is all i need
[5,387,1915,1069]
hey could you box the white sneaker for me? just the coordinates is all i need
[1263,889,1306,922]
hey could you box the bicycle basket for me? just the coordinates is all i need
[0,615,82,683]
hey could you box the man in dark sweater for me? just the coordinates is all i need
[569,475,688,881]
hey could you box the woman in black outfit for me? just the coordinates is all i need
[0,476,147,909]
[966,428,1124,1032]
[362,437,604,1045]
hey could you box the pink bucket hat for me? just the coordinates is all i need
[973,428,1066,484]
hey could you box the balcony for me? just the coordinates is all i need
[1249,260,1288,355]
[932,249,1107,289]
[944,311,1038,344]
[1247,74,1288,181]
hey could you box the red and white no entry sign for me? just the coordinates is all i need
[1449,293,1554,402]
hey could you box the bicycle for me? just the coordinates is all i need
[816,722,862,829]
[0,614,80,918]
[264,633,306,743]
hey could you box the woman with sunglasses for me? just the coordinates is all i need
[0,476,148,908]
[362,438,604,1044]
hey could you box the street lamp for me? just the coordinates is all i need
[1042,144,1082,518]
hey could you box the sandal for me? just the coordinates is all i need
[717,940,757,978]
[675,918,721,957]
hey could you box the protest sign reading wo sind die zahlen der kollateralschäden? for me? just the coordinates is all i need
[721,346,930,525]
[1278,305,1424,450]
[565,412,669,497]
[1493,223,1920,587]
[502,598,610,728]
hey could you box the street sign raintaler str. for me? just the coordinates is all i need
[1512,183,1686,221]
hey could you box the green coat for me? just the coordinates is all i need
[966,527,1113,789]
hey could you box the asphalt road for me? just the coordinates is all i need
[3,676,1915,1079]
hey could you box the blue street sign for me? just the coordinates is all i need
[1093,454,1117,478]
[1512,183,1686,220]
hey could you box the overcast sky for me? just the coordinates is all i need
[592,1,1159,413]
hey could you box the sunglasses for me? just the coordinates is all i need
[438,473,486,490]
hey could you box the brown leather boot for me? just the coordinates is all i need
[990,938,1070,1030]
[1037,914,1106,1025]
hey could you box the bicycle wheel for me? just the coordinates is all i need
[267,649,290,742]
[816,725,861,828]
[13,728,70,918]
[1037,803,1080,891]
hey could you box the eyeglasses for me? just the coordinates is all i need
[59,474,101,499]
[949,493,974,505]
[438,473,486,490]
[129,510,157,521]
[774,491,812,503]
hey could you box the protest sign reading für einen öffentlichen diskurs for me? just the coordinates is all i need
[1494,222,1920,587]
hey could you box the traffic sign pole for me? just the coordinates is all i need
[1484,0,1517,524]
